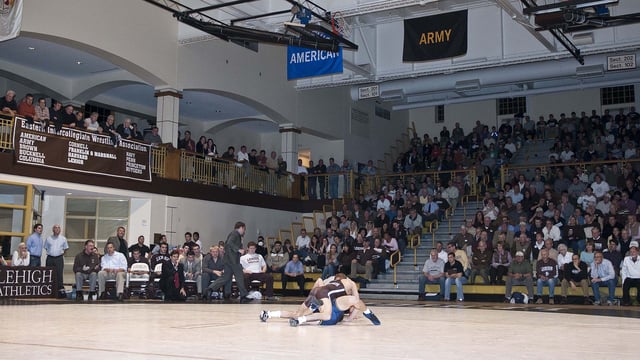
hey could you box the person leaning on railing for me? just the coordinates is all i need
[34,97,50,127]
[144,126,163,146]
[0,89,17,116]
[17,93,36,123]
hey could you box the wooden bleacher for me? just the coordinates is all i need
[423,283,631,297]
[270,272,321,292]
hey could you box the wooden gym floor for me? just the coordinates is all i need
[1,298,639,359]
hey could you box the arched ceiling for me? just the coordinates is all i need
[0,35,270,128]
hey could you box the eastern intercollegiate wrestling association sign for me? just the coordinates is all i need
[403,10,468,62]
[13,117,152,182]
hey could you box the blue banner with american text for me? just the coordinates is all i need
[287,46,343,80]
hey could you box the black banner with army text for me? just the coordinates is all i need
[403,10,468,62]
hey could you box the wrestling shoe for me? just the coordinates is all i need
[363,311,381,325]
[260,310,269,322]
[308,295,321,312]
[289,318,299,327]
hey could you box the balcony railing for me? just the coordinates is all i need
[500,158,640,190]
[0,114,13,150]
[0,115,302,198]
[178,151,294,197]
[11,113,635,202]
[0,114,485,202]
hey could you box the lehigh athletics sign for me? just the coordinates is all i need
[13,117,152,182]
[0,267,56,298]
[403,10,468,62]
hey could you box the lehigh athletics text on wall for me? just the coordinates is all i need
[0,267,57,298]
[403,10,468,62]
[13,117,152,182]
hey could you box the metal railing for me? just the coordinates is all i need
[357,168,479,202]
[0,115,13,150]
[397,234,421,288]
[1,113,485,205]
[301,172,356,200]
[389,249,401,287]
[407,234,421,270]
[179,151,294,197]
[150,146,166,177]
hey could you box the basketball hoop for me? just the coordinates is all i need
[331,11,352,39]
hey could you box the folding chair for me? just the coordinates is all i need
[126,263,150,299]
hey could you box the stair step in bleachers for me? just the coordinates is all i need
[359,199,483,299]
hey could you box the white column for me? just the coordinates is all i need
[279,123,300,172]
[155,88,182,148]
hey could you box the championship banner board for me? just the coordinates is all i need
[287,45,343,80]
[13,117,152,182]
[0,266,57,298]
[403,10,468,62]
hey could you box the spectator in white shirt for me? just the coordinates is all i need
[559,147,575,162]
[98,242,128,301]
[621,241,640,306]
[482,199,499,221]
[236,145,250,176]
[295,228,311,258]
[556,243,573,270]
[542,219,562,244]
[11,243,30,266]
[591,175,610,200]
[442,180,460,213]
[577,187,597,208]
[376,193,390,211]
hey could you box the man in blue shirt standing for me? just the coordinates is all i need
[26,223,44,267]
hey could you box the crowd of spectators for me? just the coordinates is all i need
[535,109,640,164]
[0,89,163,146]
[0,89,302,191]
[178,129,289,176]
[413,108,640,305]
[2,88,467,200]
[3,221,325,301]
[394,119,525,193]
[6,88,640,305]
[175,127,382,201]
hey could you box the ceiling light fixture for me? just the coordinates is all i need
[524,0,618,15]
[27,46,35,50]
[75,60,83,65]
